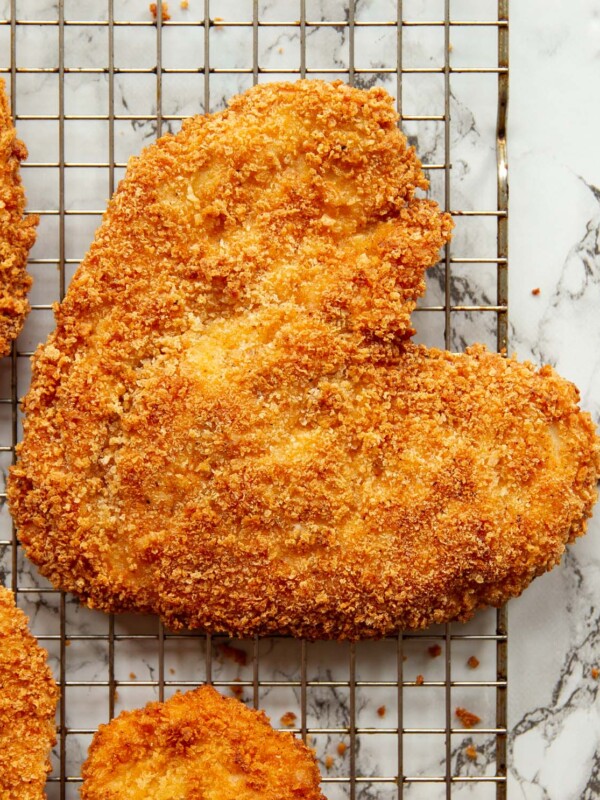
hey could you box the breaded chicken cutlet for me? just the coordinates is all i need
[8,80,599,639]
[0,586,59,799]
[0,78,37,357]
[80,685,325,800]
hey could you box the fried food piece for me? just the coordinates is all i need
[455,707,481,729]
[80,685,325,800]
[0,78,37,357]
[0,586,59,799]
[8,81,598,638]
[10,331,600,637]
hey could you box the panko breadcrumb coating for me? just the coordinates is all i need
[0,586,59,799]
[7,81,599,639]
[80,685,325,800]
[0,77,37,357]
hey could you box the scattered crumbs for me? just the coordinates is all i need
[149,2,171,21]
[219,642,248,666]
[531,287,541,296]
[377,705,386,718]
[415,674,424,686]
[169,667,176,675]
[592,667,599,680]
[64,639,71,647]
[280,711,297,728]
[214,15,223,20]
[213,15,224,28]
[278,47,284,54]
[180,0,189,8]
[428,644,442,658]
[465,744,477,761]
[448,42,454,52]
[113,689,119,702]
[129,672,136,680]
[467,656,480,670]
[324,755,334,770]
[307,734,316,747]
[230,683,244,697]
[455,707,481,729]
[337,742,347,757]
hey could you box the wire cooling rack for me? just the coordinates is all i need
[0,1,508,797]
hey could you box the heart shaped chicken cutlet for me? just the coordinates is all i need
[8,81,599,639]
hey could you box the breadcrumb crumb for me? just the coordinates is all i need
[180,0,189,8]
[428,644,442,658]
[455,707,481,729]
[337,742,347,756]
[129,672,136,680]
[591,667,599,680]
[531,287,541,296]
[465,744,477,761]
[377,705,386,717]
[467,656,480,669]
[280,711,297,727]
[324,755,334,770]
[149,2,170,21]
[415,674,424,685]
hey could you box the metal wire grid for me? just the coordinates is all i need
[0,1,508,797]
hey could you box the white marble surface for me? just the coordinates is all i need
[0,1,598,798]
[508,3,600,798]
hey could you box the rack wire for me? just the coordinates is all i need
[0,1,508,797]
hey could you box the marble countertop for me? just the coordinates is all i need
[509,3,600,798]
[0,1,598,798]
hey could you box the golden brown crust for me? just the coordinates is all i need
[0,586,59,799]
[7,80,599,639]
[0,78,37,357]
[80,685,325,800]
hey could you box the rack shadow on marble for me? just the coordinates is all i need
[0,1,508,798]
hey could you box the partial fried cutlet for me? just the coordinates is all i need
[0,586,59,799]
[0,77,37,357]
[80,685,325,800]
[7,80,598,638]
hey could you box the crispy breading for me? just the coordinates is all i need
[0,78,37,357]
[80,685,325,800]
[0,586,59,799]
[7,81,599,639]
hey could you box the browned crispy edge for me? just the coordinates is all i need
[81,685,325,799]
[0,77,38,357]
[0,585,59,799]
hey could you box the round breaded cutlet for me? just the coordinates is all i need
[0,586,59,799]
[7,81,599,639]
[80,685,325,800]
[0,78,37,357]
